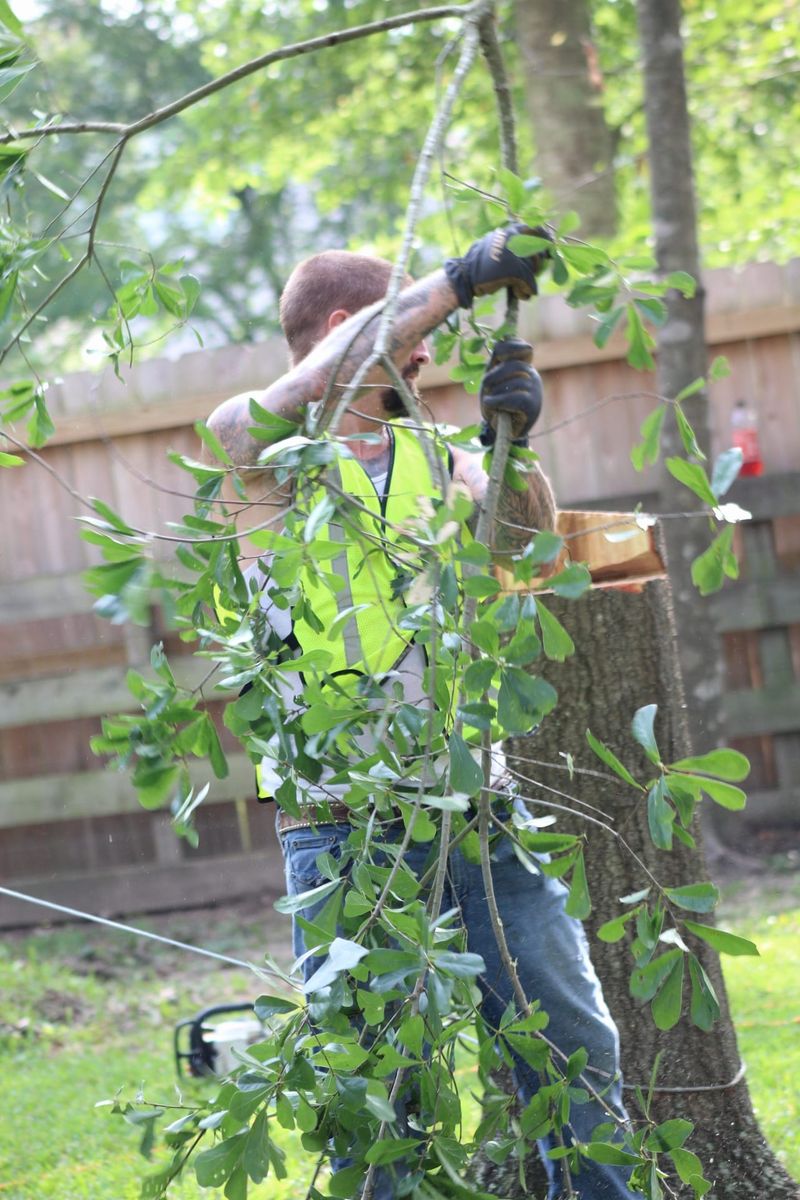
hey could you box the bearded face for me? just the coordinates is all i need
[381,363,423,417]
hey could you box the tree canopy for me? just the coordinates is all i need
[2,0,797,377]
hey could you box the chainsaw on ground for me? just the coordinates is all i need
[174,1003,265,1078]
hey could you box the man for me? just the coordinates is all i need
[208,228,637,1199]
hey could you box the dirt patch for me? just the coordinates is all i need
[34,987,93,1025]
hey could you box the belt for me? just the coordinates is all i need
[277,802,353,833]
[277,802,408,834]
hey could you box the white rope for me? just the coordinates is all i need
[0,885,290,985]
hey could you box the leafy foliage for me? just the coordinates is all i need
[0,3,764,1196]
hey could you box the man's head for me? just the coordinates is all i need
[279,249,427,416]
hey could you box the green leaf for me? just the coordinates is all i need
[327,1165,365,1197]
[664,882,720,913]
[253,995,300,1020]
[448,732,484,798]
[243,1110,270,1183]
[0,61,34,104]
[463,657,496,695]
[134,763,180,810]
[651,955,684,1030]
[497,168,527,212]
[248,399,298,444]
[625,302,656,371]
[0,0,24,35]
[673,402,706,460]
[691,526,738,596]
[536,599,574,661]
[195,1135,246,1188]
[364,1088,397,1125]
[549,562,591,599]
[89,496,136,536]
[593,306,624,349]
[631,948,682,1002]
[497,669,557,735]
[586,729,640,788]
[365,1137,422,1166]
[557,210,581,235]
[434,949,486,979]
[708,355,730,381]
[273,877,341,915]
[683,921,759,957]
[647,778,674,850]
[0,450,24,466]
[583,1143,640,1166]
[27,393,55,448]
[671,1147,711,1194]
[507,234,553,256]
[303,495,336,543]
[665,457,718,506]
[688,956,720,1032]
[634,296,667,326]
[565,850,591,919]
[669,748,749,781]
[664,270,696,297]
[632,704,660,763]
[710,447,743,498]
[528,530,564,565]
[631,406,666,471]
[195,419,233,466]
[463,574,501,599]
[674,377,706,405]
[303,937,370,993]
[645,1118,693,1152]
[597,910,638,943]
[694,775,747,810]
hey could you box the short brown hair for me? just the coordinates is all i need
[279,250,394,364]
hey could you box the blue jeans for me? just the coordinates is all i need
[280,818,637,1200]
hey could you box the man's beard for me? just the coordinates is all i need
[381,369,422,417]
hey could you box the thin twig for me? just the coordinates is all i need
[324,4,487,443]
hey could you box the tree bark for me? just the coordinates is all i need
[514,0,617,239]
[637,0,725,760]
[472,569,798,1197]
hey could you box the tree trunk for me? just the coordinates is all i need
[637,0,724,760]
[513,0,617,239]
[472,566,798,1197]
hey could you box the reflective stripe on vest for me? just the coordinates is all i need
[292,421,451,678]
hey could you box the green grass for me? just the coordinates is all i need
[717,886,800,1177]
[1,881,797,1198]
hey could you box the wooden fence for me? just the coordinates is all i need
[1,258,798,926]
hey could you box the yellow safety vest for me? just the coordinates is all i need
[292,420,452,679]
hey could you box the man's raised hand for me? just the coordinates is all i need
[478,337,543,447]
[444,222,552,309]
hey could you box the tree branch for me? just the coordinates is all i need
[0,7,466,148]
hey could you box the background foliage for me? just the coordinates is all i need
[4,0,798,375]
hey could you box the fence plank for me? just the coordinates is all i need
[713,576,800,632]
[0,848,282,929]
[0,657,231,728]
[0,755,255,827]
[725,683,800,738]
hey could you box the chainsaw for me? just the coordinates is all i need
[174,1003,265,1078]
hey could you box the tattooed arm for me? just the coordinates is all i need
[207,271,459,471]
[451,444,557,555]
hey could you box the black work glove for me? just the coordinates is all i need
[478,337,543,447]
[444,222,552,309]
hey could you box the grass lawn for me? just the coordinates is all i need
[1,875,797,1199]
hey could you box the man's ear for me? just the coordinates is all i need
[326,308,351,333]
